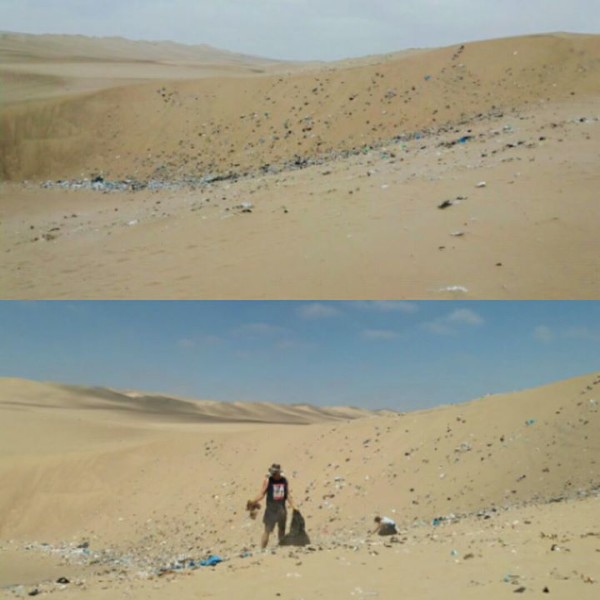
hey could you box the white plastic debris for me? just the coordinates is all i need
[439,286,469,293]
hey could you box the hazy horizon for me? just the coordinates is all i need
[1,0,598,61]
[1,301,599,411]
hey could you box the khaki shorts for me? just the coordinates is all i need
[263,504,287,533]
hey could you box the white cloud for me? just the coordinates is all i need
[533,325,554,343]
[235,322,288,336]
[355,301,419,314]
[362,329,398,341]
[447,309,484,326]
[424,307,484,335]
[423,321,454,336]
[298,303,340,319]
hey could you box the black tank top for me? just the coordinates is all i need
[266,476,288,505]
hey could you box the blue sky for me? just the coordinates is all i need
[0,301,598,410]
[1,0,598,60]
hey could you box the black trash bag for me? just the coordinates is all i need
[280,509,310,546]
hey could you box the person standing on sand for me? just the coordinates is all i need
[252,463,296,548]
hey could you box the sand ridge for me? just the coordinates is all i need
[1,372,599,597]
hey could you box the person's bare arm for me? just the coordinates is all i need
[287,484,296,510]
[253,478,269,504]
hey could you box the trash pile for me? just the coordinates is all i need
[36,108,512,195]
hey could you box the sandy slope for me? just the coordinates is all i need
[1,372,599,598]
[1,32,599,299]
[2,33,598,180]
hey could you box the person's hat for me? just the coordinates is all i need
[269,463,282,475]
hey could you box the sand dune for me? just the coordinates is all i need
[0,32,291,105]
[0,32,281,65]
[1,32,598,299]
[1,371,599,597]
[0,377,376,429]
[2,32,598,180]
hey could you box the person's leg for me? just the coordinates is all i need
[277,511,287,543]
[262,509,276,548]
[261,527,270,549]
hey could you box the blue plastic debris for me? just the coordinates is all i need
[200,555,223,567]
[424,75,432,81]
[525,419,536,426]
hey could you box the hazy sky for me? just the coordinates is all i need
[1,0,598,60]
[1,301,598,411]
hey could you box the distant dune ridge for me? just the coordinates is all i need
[0,377,381,426]
[0,31,281,65]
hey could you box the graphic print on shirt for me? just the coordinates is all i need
[272,483,286,501]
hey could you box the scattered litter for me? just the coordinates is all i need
[450,231,465,237]
[476,181,487,188]
[438,196,467,209]
[455,442,472,453]
[127,220,139,226]
[440,135,473,148]
[200,554,223,567]
[351,587,379,597]
[525,419,536,426]
[439,286,469,293]
[232,202,253,214]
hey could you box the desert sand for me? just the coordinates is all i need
[1,372,599,598]
[1,32,599,299]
